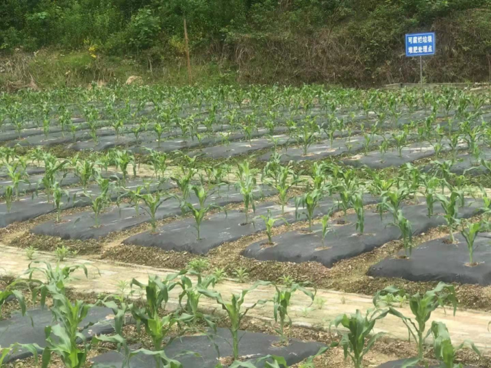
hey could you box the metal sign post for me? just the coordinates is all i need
[420,56,423,85]
[405,32,436,85]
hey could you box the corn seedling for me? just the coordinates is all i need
[255,211,288,244]
[0,343,39,367]
[73,159,100,192]
[461,221,488,266]
[236,162,258,224]
[185,185,221,240]
[82,187,110,228]
[295,189,323,232]
[177,271,216,326]
[27,261,89,300]
[273,282,315,344]
[320,215,331,244]
[390,209,413,258]
[199,282,270,361]
[353,191,365,235]
[52,182,70,223]
[212,267,227,283]
[130,275,192,368]
[3,186,14,213]
[437,191,464,244]
[139,192,170,234]
[25,246,37,261]
[41,287,95,368]
[0,279,28,316]
[375,283,458,359]
[429,321,480,368]
[233,267,249,283]
[331,309,388,368]
[125,186,144,217]
[54,245,76,262]
[187,258,209,274]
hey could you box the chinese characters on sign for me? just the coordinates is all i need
[405,33,436,57]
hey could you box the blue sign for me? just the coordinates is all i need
[405,32,435,57]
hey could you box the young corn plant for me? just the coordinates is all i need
[233,268,249,283]
[52,182,70,223]
[92,300,133,368]
[331,309,388,368]
[147,150,168,180]
[235,162,258,224]
[172,168,196,208]
[421,175,442,218]
[6,162,30,200]
[392,131,407,157]
[153,122,165,147]
[25,246,37,260]
[130,275,192,368]
[27,261,89,300]
[3,185,14,213]
[428,321,480,368]
[73,159,100,192]
[82,181,111,228]
[273,282,315,344]
[126,186,144,217]
[352,192,365,235]
[205,163,231,187]
[186,258,209,275]
[40,156,69,203]
[41,287,95,368]
[199,283,269,361]
[320,215,331,244]
[336,180,358,222]
[185,185,221,240]
[436,191,463,244]
[297,119,319,156]
[0,343,39,367]
[112,150,136,185]
[390,209,413,258]
[461,221,488,266]
[270,166,303,215]
[131,120,147,143]
[139,192,170,234]
[375,283,458,360]
[177,271,216,326]
[0,279,28,316]
[377,187,410,221]
[295,189,323,232]
[255,211,288,244]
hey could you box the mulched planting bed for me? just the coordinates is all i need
[0,306,115,363]
[0,172,80,197]
[31,185,275,240]
[0,177,167,228]
[92,328,325,368]
[5,125,116,147]
[343,141,465,169]
[242,199,482,268]
[0,166,45,178]
[378,359,475,367]
[258,134,387,163]
[368,233,491,285]
[122,195,378,255]
[191,134,292,159]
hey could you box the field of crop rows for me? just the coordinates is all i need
[1,85,491,367]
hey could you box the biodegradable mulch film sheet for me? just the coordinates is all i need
[368,233,491,285]
[0,307,115,363]
[32,185,275,240]
[92,328,325,368]
[242,200,481,267]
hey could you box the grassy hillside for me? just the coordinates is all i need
[1,0,491,89]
